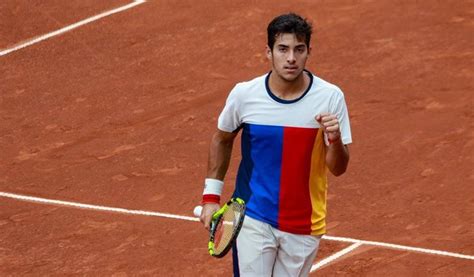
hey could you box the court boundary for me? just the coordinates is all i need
[310,242,363,272]
[1,2,472,272]
[0,0,146,57]
[1,191,472,273]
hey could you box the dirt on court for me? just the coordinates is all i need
[0,0,473,276]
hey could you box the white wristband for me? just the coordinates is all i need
[203,178,224,196]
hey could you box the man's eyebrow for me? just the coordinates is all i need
[276,43,307,48]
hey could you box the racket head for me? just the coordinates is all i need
[208,198,246,258]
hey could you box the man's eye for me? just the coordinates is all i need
[279,48,287,52]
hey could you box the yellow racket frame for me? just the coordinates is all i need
[208,197,245,257]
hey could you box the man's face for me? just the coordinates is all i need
[267,33,310,82]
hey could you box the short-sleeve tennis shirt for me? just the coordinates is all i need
[218,70,352,235]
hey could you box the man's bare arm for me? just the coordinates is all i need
[316,113,350,176]
[207,129,238,179]
[199,129,238,229]
[326,140,349,176]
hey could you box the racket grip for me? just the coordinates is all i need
[193,206,203,217]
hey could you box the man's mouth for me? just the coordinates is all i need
[285,66,298,72]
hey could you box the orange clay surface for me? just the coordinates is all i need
[1,0,473,276]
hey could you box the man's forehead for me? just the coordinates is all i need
[274,33,307,45]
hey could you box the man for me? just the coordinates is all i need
[198,13,352,276]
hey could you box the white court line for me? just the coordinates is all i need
[1,191,473,263]
[310,242,363,272]
[0,191,198,222]
[0,0,146,57]
[322,235,474,260]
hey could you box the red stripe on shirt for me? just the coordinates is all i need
[278,127,318,234]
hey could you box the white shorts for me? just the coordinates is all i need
[232,216,321,277]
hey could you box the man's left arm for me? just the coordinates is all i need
[326,136,349,176]
[316,113,350,176]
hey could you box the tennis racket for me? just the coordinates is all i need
[194,198,246,258]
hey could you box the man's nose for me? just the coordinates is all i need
[287,50,296,63]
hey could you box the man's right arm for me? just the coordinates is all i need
[207,129,238,180]
[199,129,238,229]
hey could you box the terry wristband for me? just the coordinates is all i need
[202,178,224,204]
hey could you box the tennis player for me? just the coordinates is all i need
[198,13,352,276]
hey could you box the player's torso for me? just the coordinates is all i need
[233,72,334,235]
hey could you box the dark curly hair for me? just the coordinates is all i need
[267,13,313,50]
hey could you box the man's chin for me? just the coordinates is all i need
[281,72,302,82]
[271,69,304,82]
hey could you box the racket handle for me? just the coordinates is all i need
[193,206,203,217]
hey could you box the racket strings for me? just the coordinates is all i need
[213,202,244,254]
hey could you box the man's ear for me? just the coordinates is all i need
[308,46,312,56]
[266,45,272,60]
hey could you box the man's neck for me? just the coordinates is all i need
[268,71,310,101]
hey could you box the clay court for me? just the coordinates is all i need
[1,0,473,275]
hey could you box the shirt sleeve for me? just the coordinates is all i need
[217,85,242,132]
[328,88,352,145]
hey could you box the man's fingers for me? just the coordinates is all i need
[320,118,339,128]
[322,118,338,126]
[200,203,220,230]
[203,216,211,231]
[317,114,336,123]
[316,114,341,140]
[199,213,211,230]
[316,113,330,122]
[326,125,340,132]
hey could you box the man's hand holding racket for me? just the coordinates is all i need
[197,203,220,231]
[194,198,246,258]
